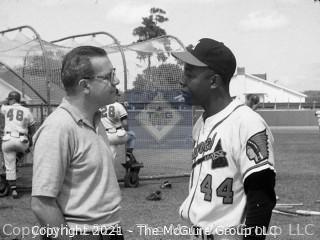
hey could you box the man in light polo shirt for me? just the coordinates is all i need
[31,46,124,240]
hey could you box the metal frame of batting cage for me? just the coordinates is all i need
[50,31,128,94]
[0,25,52,112]
[0,61,48,105]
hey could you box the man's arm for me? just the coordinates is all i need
[31,196,71,240]
[0,99,8,106]
[243,169,276,240]
[28,123,37,137]
[27,123,37,148]
[118,102,129,131]
[120,117,129,131]
[0,99,8,115]
[32,121,72,239]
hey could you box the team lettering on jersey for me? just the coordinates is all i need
[192,133,217,160]
[192,139,228,170]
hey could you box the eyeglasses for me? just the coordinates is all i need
[84,68,116,84]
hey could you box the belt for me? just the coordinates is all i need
[5,131,27,136]
[106,127,122,132]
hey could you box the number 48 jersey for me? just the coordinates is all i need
[1,103,35,134]
[179,99,275,234]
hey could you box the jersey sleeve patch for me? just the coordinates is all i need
[246,129,269,164]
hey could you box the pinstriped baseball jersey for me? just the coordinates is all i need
[100,102,127,130]
[179,99,275,234]
[1,103,35,134]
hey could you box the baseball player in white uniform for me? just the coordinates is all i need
[173,38,276,240]
[1,91,36,198]
[100,90,129,160]
[100,91,143,188]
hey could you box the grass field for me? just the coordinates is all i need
[0,127,320,240]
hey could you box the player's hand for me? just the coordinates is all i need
[28,134,33,148]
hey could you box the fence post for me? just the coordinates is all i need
[40,104,44,123]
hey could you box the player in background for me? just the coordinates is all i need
[0,91,36,198]
[100,90,141,163]
[172,38,276,239]
[100,91,143,187]
[245,94,260,111]
[100,89,129,160]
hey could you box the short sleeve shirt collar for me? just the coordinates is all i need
[59,98,101,131]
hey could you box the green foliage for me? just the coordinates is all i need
[303,90,320,96]
[132,7,169,63]
[132,63,183,92]
[131,7,181,95]
[132,7,168,42]
[303,90,320,103]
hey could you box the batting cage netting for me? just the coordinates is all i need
[118,36,192,179]
[0,26,65,107]
[0,26,193,180]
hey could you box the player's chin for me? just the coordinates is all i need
[182,95,193,105]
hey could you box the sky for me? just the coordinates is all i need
[0,0,320,92]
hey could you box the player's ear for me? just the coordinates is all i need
[209,74,222,89]
[78,79,90,94]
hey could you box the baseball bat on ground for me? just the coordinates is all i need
[274,208,320,216]
[276,203,304,206]
[273,209,298,216]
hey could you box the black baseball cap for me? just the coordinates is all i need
[172,38,237,81]
[7,91,21,102]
